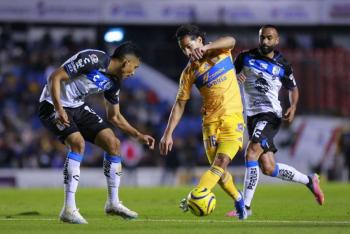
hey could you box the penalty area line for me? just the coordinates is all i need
[0,218,350,225]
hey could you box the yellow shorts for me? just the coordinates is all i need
[202,113,244,164]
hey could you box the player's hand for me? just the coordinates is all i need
[159,134,173,156]
[55,108,70,127]
[283,105,296,123]
[190,45,208,61]
[237,73,247,84]
[137,134,155,150]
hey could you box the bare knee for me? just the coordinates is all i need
[66,135,85,154]
[246,142,263,161]
[213,154,231,170]
[104,137,121,155]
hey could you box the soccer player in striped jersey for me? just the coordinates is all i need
[38,42,155,224]
[228,25,324,218]
[159,24,247,219]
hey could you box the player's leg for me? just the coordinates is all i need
[94,128,138,219]
[243,141,263,212]
[200,115,246,219]
[38,101,87,224]
[59,132,88,224]
[259,152,325,205]
[243,115,268,212]
[216,114,245,203]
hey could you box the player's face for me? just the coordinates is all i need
[178,35,203,59]
[120,55,140,79]
[259,28,279,55]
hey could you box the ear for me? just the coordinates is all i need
[121,58,129,68]
[276,36,280,45]
[197,36,203,44]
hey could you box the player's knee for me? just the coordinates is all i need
[261,162,275,175]
[105,137,121,155]
[70,139,85,154]
[213,154,231,169]
[246,143,261,160]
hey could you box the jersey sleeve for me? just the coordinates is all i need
[176,68,193,101]
[281,65,297,90]
[63,50,110,79]
[234,52,244,74]
[103,79,120,105]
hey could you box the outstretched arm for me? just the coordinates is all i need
[104,100,155,149]
[283,87,299,123]
[159,99,187,155]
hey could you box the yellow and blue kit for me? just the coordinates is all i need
[176,49,244,161]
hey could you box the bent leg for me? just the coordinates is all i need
[259,152,309,184]
[94,128,122,205]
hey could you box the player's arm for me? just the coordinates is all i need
[159,99,187,155]
[48,67,70,127]
[283,66,299,123]
[284,87,299,123]
[233,52,247,83]
[191,36,236,61]
[104,100,155,149]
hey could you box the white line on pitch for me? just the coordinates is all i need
[0,218,350,225]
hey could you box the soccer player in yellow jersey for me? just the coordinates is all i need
[159,24,247,219]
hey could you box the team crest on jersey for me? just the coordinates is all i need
[272,65,281,76]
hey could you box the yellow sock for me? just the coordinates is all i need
[218,171,241,201]
[197,165,224,190]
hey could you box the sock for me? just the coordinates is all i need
[63,152,83,210]
[103,153,122,205]
[272,163,309,184]
[197,165,224,190]
[218,171,242,201]
[243,161,259,208]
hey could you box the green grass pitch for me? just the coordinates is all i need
[1,183,350,234]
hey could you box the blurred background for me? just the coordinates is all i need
[0,0,349,187]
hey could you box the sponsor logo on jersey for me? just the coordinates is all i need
[253,98,271,107]
[254,78,270,93]
[89,54,99,64]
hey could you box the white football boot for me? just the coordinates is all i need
[59,207,88,224]
[104,201,138,219]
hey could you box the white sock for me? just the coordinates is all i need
[104,153,122,205]
[243,161,260,208]
[63,152,83,210]
[273,163,309,184]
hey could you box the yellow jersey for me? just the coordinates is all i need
[176,49,243,123]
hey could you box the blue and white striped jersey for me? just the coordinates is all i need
[234,48,297,118]
[39,49,120,108]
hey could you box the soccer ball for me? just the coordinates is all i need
[187,187,216,216]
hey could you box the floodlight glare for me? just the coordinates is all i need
[104,28,124,43]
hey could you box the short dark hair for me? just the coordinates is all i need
[175,24,206,44]
[260,25,279,33]
[111,41,141,59]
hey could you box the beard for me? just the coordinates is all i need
[259,44,275,55]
